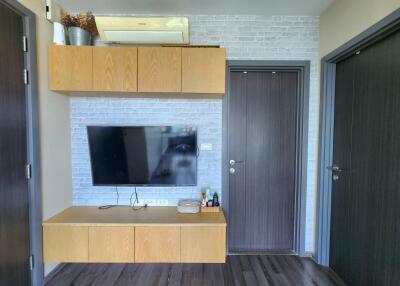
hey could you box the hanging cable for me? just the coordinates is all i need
[98,186,120,209]
[130,186,147,211]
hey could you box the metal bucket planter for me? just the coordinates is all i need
[68,27,91,46]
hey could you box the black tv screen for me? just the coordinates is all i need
[87,126,197,186]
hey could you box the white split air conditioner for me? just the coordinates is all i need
[95,17,189,45]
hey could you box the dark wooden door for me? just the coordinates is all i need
[0,2,31,286]
[330,29,400,285]
[229,70,298,252]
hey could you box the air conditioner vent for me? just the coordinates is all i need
[95,17,189,45]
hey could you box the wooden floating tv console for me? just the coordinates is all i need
[42,206,226,263]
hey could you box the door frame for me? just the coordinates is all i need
[0,0,42,285]
[223,60,310,256]
[316,8,400,266]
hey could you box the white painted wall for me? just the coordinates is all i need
[320,0,400,57]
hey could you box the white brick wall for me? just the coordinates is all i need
[71,98,222,206]
[71,15,319,253]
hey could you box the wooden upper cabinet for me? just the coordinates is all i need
[138,47,182,92]
[48,46,226,95]
[182,48,226,94]
[48,45,93,91]
[93,47,138,92]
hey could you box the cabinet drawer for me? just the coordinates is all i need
[135,226,180,262]
[89,226,135,263]
[93,47,138,92]
[48,45,93,91]
[43,225,88,262]
[181,226,226,263]
[138,47,182,92]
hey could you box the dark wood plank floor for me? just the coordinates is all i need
[45,255,346,286]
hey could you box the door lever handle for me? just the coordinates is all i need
[229,160,244,166]
[327,165,344,172]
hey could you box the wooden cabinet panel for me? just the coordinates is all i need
[181,226,226,263]
[43,225,88,262]
[93,47,138,92]
[135,226,180,262]
[48,45,93,91]
[89,226,135,263]
[182,48,226,94]
[138,47,181,92]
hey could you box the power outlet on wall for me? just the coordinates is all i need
[200,143,213,151]
[157,199,169,206]
[142,199,169,206]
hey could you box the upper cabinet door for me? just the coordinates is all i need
[48,45,93,91]
[93,47,138,92]
[182,48,226,94]
[138,47,182,92]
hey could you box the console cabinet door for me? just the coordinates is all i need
[138,47,182,92]
[182,48,226,94]
[93,47,138,92]
[43,225,88,262]
[181,226,226,263]
[135,226,180,262]
[89,226,135,262]
[48,45,93,91]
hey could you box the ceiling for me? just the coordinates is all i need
[58,0,334,16]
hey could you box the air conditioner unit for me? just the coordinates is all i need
[95,16,189,45]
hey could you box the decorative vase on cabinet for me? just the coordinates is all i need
[68,27,91,46]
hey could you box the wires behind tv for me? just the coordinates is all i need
[98,186,120,209]
[130,186,148,211]
[130,186,138,207]
[116,186,119,205]
[98,186,147,211]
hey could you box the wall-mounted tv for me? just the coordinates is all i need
[87,126,197,186]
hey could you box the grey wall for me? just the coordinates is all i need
[71,14,319,253]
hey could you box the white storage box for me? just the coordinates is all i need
[177,199,200,214]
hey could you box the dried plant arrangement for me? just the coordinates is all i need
[61,11,98,36]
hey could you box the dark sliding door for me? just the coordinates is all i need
[0,2,31,285]
[330,29,400,285]
[229,70,298,252]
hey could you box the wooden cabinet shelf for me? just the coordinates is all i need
[48,46,226,96]
[43,225,88,262]
[43,206,226,263]
[182,48,226,94]
[135,226,181,263]
[138,47,181,93]
[48,46,93,91]
[89,226,135,263]
[93,47,138,92]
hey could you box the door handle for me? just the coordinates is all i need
[327,165,344,172]
[229,159,244,166]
